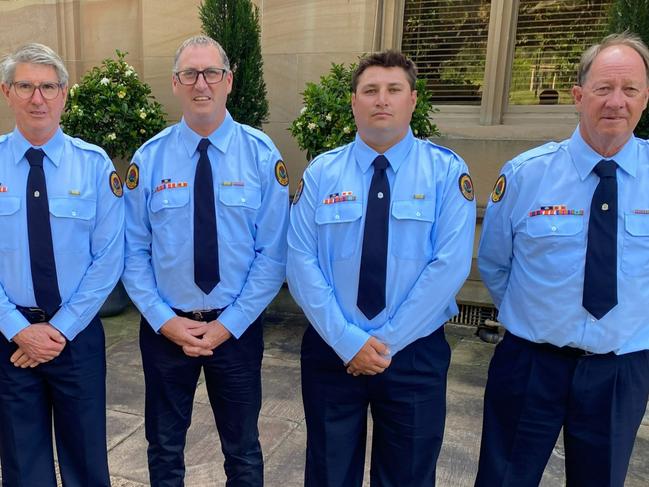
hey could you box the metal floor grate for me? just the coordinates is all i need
[449,303,498,327]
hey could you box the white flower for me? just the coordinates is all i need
[139,110,147,119]
[325,113,332,121]
[300,106,307,115]
[307,122,317,130]
[117,89,126,99]
[343,126,351,134]
[140,128,146,134]
[107,132,117,141]
[124,68,134,77]
[100,77,110,85]
[69,83,79,97]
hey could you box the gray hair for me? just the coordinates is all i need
[1,43,69,86]
[577,32,649,86]
[173,35,230,72]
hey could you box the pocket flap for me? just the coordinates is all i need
[625,213,649,236]
[150,187,190,213]
[0,197,20,216]
[526,216,583,237]
[49,198,95,220]
[315,203,362,224]
[391,200,435,223]
[219,187,261,209]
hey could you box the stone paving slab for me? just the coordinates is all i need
[2,305,648,486]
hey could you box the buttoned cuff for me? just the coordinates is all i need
[332,325,371,364]
[145,303,176,333]
[0,309,31,341]
[50,306,84,341]
[218,307,250,339]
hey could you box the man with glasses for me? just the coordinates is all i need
[0,43,124,486]
[122,35,288,486]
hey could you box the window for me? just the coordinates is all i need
[509,0,614,105]
[401,0,491,105]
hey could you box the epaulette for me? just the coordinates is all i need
[422,138,463,160]
[306,142,351,171]
[137,125,174,152]
[240,124,277,153]
[70,136,110,159]
[509,140,563,169]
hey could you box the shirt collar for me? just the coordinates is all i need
[179,111,235,158]
[353,128,415,174]
[568,126,638,180]
[10,126,64,167]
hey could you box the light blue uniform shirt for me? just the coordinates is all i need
[479,127,649,355]
[287,130,476,363]
[122,113,289,338]
[0,127,125,341]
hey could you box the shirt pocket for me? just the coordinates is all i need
[621,213,649,276]
[315,203,362,260]
[390,200,435,260]
[49,197,96,252]
[149,187,191,245]
[0,197,21,250]
[523,216,584,276]
[219,186,261,210]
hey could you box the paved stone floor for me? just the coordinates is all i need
[3,299,648,486]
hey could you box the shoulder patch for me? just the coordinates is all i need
[459,173,474,201]
[491,175,506,203]
[109,171,123,197]
[292,178,304,205]
[275,160,289,187]
[125,163,139,190]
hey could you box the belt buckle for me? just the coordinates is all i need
[27,307,47,322]
[191,310,211,321]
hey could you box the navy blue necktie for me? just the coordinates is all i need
[583,159,618,319]
[25,148,61,315]
[357,155,390,320]
[193,138,220,294]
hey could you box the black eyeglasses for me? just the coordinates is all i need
[12,81,63,100]
[174,68,228,85]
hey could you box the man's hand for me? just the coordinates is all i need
[160,316,212,357]
[346,337,391,376]
[9,348,40,368]
[201,320,232,350]
[11,323,66,365]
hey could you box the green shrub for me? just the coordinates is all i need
[608,0,649,138]
[61,50,167,162]
[200,0,269,128]
[289,62,439,160]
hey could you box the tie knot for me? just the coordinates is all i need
[25,148,45,168]
[373,155,389,172]
[197,138,210,154]
[594,159,617,179]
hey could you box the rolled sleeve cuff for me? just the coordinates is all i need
[218,307,251,339]
[332,325,371,364]
[0,309,31,341]
[50,307,84,341]
[145,303,176,333]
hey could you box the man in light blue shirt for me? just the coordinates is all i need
[0,43,124,486]
[122,35,288,486]
[287,51,475,486]
[476,33,649,487]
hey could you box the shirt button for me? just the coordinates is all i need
[416,211,422,217]
[335,214,340,220]
[71,211,77,217]
[163,199,169,204]
[241,197,246,203]
[551,226,557,232]
[590,317,596,322]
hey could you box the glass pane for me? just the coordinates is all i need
[402,0,491,105]
[509,0,614,105]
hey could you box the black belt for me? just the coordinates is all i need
[16,305,58,324]
[172,308,223,322]
[508,332,609,358]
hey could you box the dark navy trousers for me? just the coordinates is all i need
[0,315,109,487]
[475,332,649,487]
[140,315,264,487]
[301,325,450,487]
